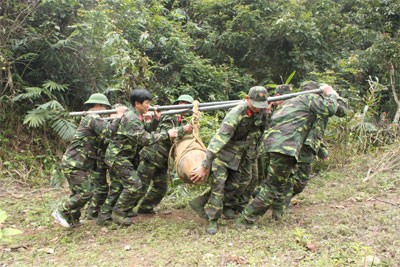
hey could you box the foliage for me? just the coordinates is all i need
[0,210,22,242]
[1,0,400,183]
[12,80,76,141]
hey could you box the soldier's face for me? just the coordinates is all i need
[246,98,261,113]
[135,100,150,115]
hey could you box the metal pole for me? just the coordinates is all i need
[68,88,323,116]
[147,99,241,111]
[160,88,323,115]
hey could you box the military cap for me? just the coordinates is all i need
[84,93,111,107]
[301,81,320,92]
[174,94,194,104]
[248,86,268,108]
[275,84,293,95]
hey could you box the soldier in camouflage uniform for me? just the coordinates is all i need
[135,95,194,214]
[52,93,126,228]
[86,104,127,220]
[98,89,178,226]
[236,83,340,229]
[190,86,268,235]
[85,139,109,220]
[283,83,349,208]
[241,84,293,212]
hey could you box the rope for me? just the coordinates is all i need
[169,100,207,183]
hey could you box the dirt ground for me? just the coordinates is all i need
[1,147,400,266]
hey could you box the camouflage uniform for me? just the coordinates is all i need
[239,91,339,224]
[136,114,188,213]
[288,96,349,200]
[58,114,119,225]
[193,101,267,222]
[225,119,266,213]
[101,107,169,224]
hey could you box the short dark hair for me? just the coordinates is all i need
[130,89,153,105]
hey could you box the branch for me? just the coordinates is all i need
[390,62,400,124]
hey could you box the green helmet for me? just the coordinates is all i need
[174,94,194,104]
[84,93,111,107]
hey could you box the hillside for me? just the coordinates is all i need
[0,142,399,267]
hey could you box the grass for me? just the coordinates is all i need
[1,143,399,266]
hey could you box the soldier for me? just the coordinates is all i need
[190,86,268,235]
[86,104,127,220]
[233,84,294,215]
[236,83,340,229]
[284,82,349,208]
[97,88,178,226]
[52,93,126,228]
[135,95,194,214]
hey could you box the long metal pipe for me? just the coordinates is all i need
[68,88,323,116]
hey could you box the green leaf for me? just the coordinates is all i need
[23,109,52,128]
[2,228,23,236]
[37,100,64,110]
[12,87,43,102]
[285,71,296,85]
[42,80,68,93]
[51,118,77,141]
[0,210,7,223]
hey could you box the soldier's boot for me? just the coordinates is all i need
[235,216,257,230]
[189,197,207,219]
[86,206,99,220]
[52,210,71,228]
[70,210,82,228]
[271,199,286,221]
[271,208,284,221]
[222,208,236,220]
[137,207,156,214]
[111,209,133,226]
[206,219,218,235]
[127,209,138,218]
[96,212,112,226]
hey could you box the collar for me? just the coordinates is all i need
[247,109,253,117]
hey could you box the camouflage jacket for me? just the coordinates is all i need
[139,113,189,167]
[105,107,169,167]
[202,102,267,170]
[301,96,349,159]
[264,93,338,160]
[61,114,120,169]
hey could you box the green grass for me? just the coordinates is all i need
[1,143,399,266]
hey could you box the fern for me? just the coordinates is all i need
[12,87,43,102]
[23,109,52,128]
[37,100,65,110]
[51,118,77,141]
[42,80,68,93]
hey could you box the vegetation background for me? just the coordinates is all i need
[0,0,399,266]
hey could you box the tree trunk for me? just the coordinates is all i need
[390,62,400,124]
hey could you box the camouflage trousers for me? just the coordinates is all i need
[290,145,314,197]
[99,168,122,215]
[136,158,168,212]
[87,160,109,215]
[199,158,242,220]
[290,162,311,197]
[225,155,259,212]
[110,160,144,217]
[241,152,296,223]
[58,167,93,224]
